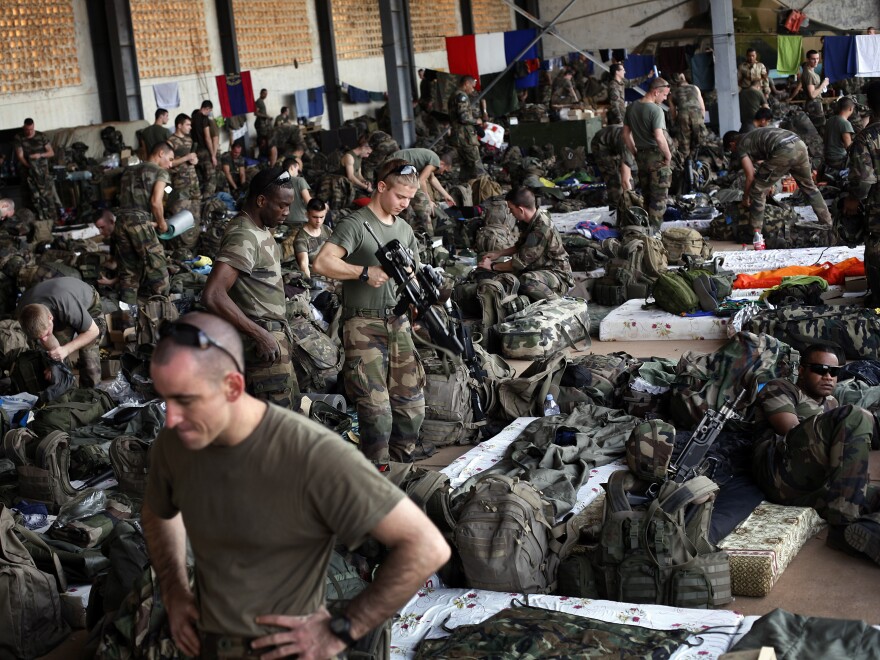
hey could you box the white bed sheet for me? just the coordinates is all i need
[715,245,864,272]
[599,298,732,342]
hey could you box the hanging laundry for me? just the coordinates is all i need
[656,46,688,78]
[622,53,655,102]
[307,87,325,117]
[346,85,370,103]
[776,36,803,76]
[293,89,309,120]
[688,53,715,91]
[855,34,880,77]
[504,29,540,89]
[215,72,255,118]
[153,82,180,109]
[822,36,856,83]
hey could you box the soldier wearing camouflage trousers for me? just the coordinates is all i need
[314,159,431,464]
[726,127,832,233]
[448,75,486,180]
[203,167,300,411]
[13,118,57,222]
[623,78,674,230]
[479,187,573,301]
[753,345,880,564]
[668,73,706,160]
[591,124,634,206]
[845,81,880,308]
[167,114,202,249]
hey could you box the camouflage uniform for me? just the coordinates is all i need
[117,162,172,304]
[737,60,771,98]
[270,123,305,161]
[511,209,574,301]
[669,83,705,159]
[800,68,826,133]
[192,112,218,196]
[606,73,651,126]
[363,132,400,184]
[166,133,202,249]
[400,189,434,237]
[591,125,634,206]
[214,213,299,409]
[448,89,486,180]
[13,130,56,221]
[753,379,876,526]
[625,101,672,228]
[550,77,579,108]
[329,209,426,463]
[736,127,832,231]
[848,119,880,304]
[218,151,246,194]
[254,97,271,139]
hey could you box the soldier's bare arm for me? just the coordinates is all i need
[150,180,168,233]
[622,126,637,157]
[313,242,388,288]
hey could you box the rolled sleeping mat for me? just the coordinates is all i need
[158,210,195,240]
[300,393,347,412]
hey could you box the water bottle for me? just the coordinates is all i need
[753,231,765,251]
[543,394,561,417]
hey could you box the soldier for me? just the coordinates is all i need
[13,118,56,222]
[448,75,486,180]
[219,141,247,195]
[282,157,312,225]
[115,142,173,303]
[254,88,271,140]
[166,113,201,249]
[387,148,455,236]
[591,124,634,206]
[293,198,331,280]
[739,79,768,133]
[140,108,171,156]
[737,49,771,100]
[17,277,105,388]
[724,127,832,233]
[824,97,856,171]
[623,77,673,229]
[274,106,293,127]
[362,131,400,185]
[313,159,433,464]
[800,50,830,133]
[202,167,299,411]
[752,344,879,563]
[845,81,880,306]
[0,198,33,241]
[606,63,655,127]
[668,73,706,160]
[191,100,219,196]
[478,187,573,302]
[550,68,580,112]
[740,107,773,135]
[341,137,374,197]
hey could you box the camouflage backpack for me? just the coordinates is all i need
[136,295,179,348]
[566,353,638,409]
[3,428,79,512]
[590,470,731,608]
[109,436,152,499]
[661,227,712,264]
[471,175,503,205]
[625,419,676,482]
[475,272,522,339]
[474,224,517,253]
[763,202,829,250]
[590,241,652,306]
[493,297,591,360]
[287,314,343,393]
[420,354,484,448]
[623,232,668,279]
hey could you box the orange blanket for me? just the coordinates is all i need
[733,257,865,289]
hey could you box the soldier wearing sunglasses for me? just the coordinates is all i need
[752,345,879,562]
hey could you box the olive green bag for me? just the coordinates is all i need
[651,271,700,315]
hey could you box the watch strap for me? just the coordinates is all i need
[330,614,356,647]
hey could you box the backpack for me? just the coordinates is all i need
[590,470,732,608]
[651,270,700,315]
[493,298,591,360]
[474,224,516,253]
[565,353,638,409]
[625,419,676,482]
[471,175,502,204]
[3,428,79,512]
[10,350,76,403]
[0,504,70,658]
[627,234,668,279]
[287,314,343,393]
[591,241,651,306]
[30,388,117,437]
[109,436,152,499]
[420,355,484,447]
[0,319,28,371]
[449,183,473,208]
[475,273,521,339]
[136,295,179,348]
[489,353,569,421]
[661,227,712,264]
[454,474,558,593]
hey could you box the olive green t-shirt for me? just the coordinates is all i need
[390,148,440,172]
[293,224,332,262]
[824,115,855,163]
[141,124,171,155]
[145,404,405,637]
[328,206,420,311]
[739,88,765,126]
[287,176,311,224]
[624,101,666,150]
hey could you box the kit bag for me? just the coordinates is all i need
[625,420,676,482]
[475,224,516,253]
[490,353,569,420]
[109,436,152,499]
[591,241,652,306]
[475,272,522,336]
[287,314,343,393]
[591,470,732,608]
[136,295,179,348]
[30,388,117,437]
[420,356,484,447]
[3,428,78,512]
[493,298,590,360]
[651,271,700,315]
[661,227,712,264]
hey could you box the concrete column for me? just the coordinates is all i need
[710,0,740,133]
[315,0,344,129]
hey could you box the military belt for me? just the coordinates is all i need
[253,319,287,332]
[343,306,398,320]
[199,632,261,658]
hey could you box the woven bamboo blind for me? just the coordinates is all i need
[472,0,513,34]
[411,0,458,53]
[0,0,80,94]
[130,0,211,79]
[333,0,383,60]
[233,0,313,69]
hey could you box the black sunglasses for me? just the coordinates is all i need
[805,363,841,377]
[159,321,244,374]
[257,169,292,197]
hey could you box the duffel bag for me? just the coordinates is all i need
[493,298,590,359]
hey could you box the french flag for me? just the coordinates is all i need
[446,29,539,89]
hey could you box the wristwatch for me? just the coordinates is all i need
[359,265,369,282]
[329,614,356,647]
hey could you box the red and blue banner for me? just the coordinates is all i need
[216,71,255,118]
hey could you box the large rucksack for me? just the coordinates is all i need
[590,470,732,608]
[30,388,117,437]
[651,270,701,315]
[420,354,484,447]
[622,231,668,279]
[492,298,591,360]
[109,436,152,499]
[0,319,28,371]
[474,273,523,339]
[661,227,712,264]
[286,314,343,393]
[591,241,652,306]
[0,504,70,658]
[474,224,517,253]
[471,175,502,204]
[136,295,179,348]
[3,428,79,512]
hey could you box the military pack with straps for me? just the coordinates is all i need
[621,230,668,279]
[473,272,523,341]
[0,319,28,371]
[489,352,569,421]
[135,295,179,348]
[3,428,79,512]
[590,470,732,608]
[474,224,517,253]
[286,314,343,393]
[493,297,591,360]
[420,354,484,448]
[661,227,712,264]
[30,388,117,437]
[109,436,152,500]
[564,353,639,410]
[591,240,653,306]
[10,349,76,403]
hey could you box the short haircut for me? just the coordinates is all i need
[246,166,291,203]
[280,106,288,114]
[281,157,299,171]
[150,141,173,157]
[0,198,14,213]
[505,186,536,210]
[440,150,455,165]
[458,74,476,86]
[801,344,840,365]
[152,313,245,381]
[754,107,773,121]
[649,77,670,91]
[175,113,190,127]
[260,88,267,94]
[722,131,740,149]
[200,100,213,110]
[155,108,168,119]
[376,158,420,188]
[23,118,34,126]
[610,64,623,76]
[837,97,855,112]
[867,81,880,113]
[806,50,819,59]
[746,48,757,56]
[307,197,328,212]
[19,304,52,339]
[231,140,244,150]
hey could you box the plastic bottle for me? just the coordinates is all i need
[543,394,561,417]
[753,231,765,251]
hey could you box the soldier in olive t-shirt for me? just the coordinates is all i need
[824,100,856,169]
[624,100,666,150]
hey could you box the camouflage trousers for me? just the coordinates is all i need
[401,189,434,237]
[749,141,831,230]
[518,269,568,302]
[40,286,105,388]
[805,98,826,134]
[753,404,876,526]
[317,175,354,211]
[635,148,672,229]
[675,108,706,160]
[593,153,624,206]
[607,101,626,127]
[25,163,57,222]
[168,178,202,250]
[196,148,218,196]
[114,209,170,305]
[342,314,426,463]
[242,325,299,410]
[451,127,486,180]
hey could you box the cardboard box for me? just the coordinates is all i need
[106,311,133,349]
[101,358,122,380]
[845,276,868,293]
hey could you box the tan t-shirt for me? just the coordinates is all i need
[145,404,405,636]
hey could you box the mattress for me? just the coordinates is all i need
[599,298,732,342]
[549,207,714,235]
[714,245,864,273]
[391,588,744,659]
[718,502,826,598]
